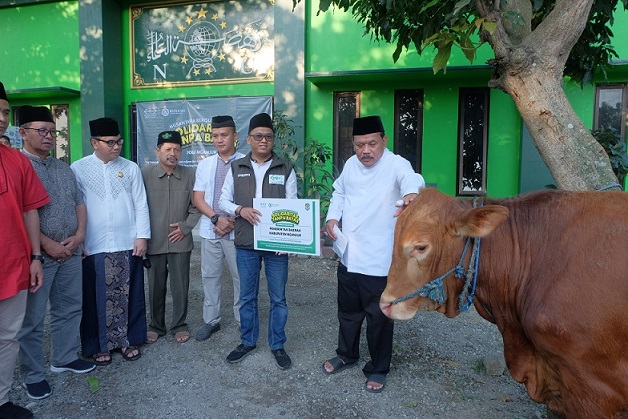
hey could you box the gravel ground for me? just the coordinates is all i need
[10,246,545,418]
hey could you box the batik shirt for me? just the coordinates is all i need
[22,149,83,257]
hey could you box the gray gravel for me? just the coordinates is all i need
[11,247,545,418]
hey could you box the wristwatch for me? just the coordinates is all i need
[31,254,45,262]
[210,214,220,225]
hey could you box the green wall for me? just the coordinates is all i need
[0,1,82,161]
[305,3,494,73]
[305,3,628,196]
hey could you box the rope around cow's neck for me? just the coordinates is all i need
[389,236,481,312]
[390,200,483,312]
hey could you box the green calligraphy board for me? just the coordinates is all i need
[130,0,274,88]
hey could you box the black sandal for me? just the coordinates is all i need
[93,352,112,366]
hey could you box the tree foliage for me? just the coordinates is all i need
[296,0,628,85]
[294,0,627,191]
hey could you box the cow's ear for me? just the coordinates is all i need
[454,205,509,238]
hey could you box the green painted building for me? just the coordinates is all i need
[1,0,627,198]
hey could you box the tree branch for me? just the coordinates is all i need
[524,0,595,67]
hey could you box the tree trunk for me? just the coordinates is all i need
[481,0,620,191]
[498,60,618,190]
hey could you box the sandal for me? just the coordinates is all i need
[146,331,159,344]
[93,352,112,366]
[175,331,190,343]
[364,373,387,393]
[121,346,141,361]
[322,356,357,375]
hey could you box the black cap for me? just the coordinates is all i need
[157,130,182,146]
[211,115,236,129]
[353,115,385,136]
[248,113,273,133]
[0,82,7,102]
[18,105,54,125]
[89,118,120,137]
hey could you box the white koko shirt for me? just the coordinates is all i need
[71,153,150,255]
[326,149,425,277]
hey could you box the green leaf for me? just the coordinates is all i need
[433,43,452,74]
[422,32,440,49]
[460,35,476,63]
[482,21,497,35]
[87,376,100,393]
[419,0,439,14]
[453,0,472,17]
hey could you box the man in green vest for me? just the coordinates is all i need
[219,113,297,370]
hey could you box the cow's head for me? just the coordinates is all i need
[380,188,508,320]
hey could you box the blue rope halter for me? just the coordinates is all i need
[390,201,483,312]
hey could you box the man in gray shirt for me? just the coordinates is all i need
[142,131,200,344]
[17,106,95,401]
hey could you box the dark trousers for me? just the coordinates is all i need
[146,252,191,335]
[336,263,394,376]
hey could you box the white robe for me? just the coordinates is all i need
[326,149,425,276]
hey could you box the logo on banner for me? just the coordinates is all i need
[271,210,300,227]
[131,1,274,88]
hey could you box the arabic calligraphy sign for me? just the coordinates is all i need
[130,0,274,88]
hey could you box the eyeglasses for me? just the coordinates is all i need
[250,134,274,142]
[95,138,124,147]
[23,127,61,138]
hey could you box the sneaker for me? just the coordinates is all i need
[0,401,33,419]
[195,322,220,341]
[271,349,292,370]
[50,358,96,374]
[22,380,52,400]
[226,344,257,363]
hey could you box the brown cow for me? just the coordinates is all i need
[380,188,628,419]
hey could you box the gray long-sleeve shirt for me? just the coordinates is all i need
[142,163,200,255]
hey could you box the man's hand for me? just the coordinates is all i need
[133,238,148,257]
[29,260,44,293]
[168,223,185,243]
[42,240,72,262]
[239,207,262,226]
[61,232,84,254]
[325,219,339,241]
[393,193,417,218]
[213,215,235,237]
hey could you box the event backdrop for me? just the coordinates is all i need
[131,0,274,88]
[135,96,273,168]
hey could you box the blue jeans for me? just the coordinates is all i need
[236,248,289,350]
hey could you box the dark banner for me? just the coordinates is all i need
[130,0,274,88]
[136,96,273,168]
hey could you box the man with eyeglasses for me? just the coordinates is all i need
[16,106,95,402]
[71,118,150,366]
[0,83,50,419]
[219,112,297,370]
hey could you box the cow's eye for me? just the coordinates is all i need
[414,244,427,252]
